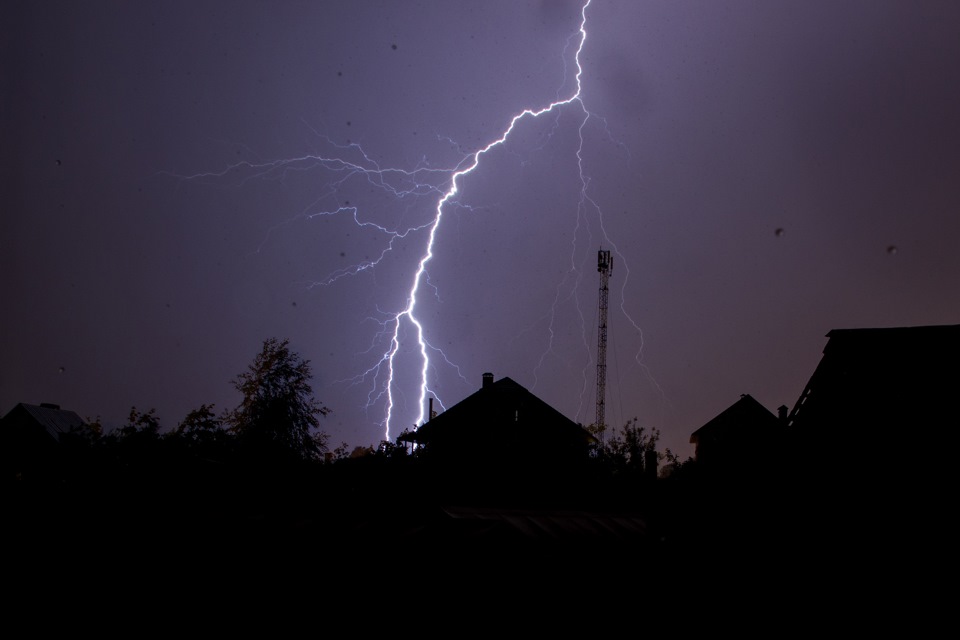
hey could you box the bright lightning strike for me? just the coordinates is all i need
[170,0,659,445]
[384,0,596,439]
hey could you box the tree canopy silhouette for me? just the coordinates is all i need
[228,337,330,463]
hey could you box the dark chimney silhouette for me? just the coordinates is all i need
[482,372,494,389]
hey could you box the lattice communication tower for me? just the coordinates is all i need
[596,248,612,441]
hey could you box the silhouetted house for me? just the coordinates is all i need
[784,324,960,472]
[397,373,597,494]
[1,402,87,478]
[689,393,784,472]
[777,324,960,552]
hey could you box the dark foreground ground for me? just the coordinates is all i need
[7,457,948,630]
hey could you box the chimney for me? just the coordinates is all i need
[778,405,788,422]
[482,372,494,389]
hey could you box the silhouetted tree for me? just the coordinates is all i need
[116,406,161,441]
[109,407,164,467]
[59,416,104,450]
[173,403,232,454]
[228,337,330,463]
[594,418,680,483]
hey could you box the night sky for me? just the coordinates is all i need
[4,0,960,460]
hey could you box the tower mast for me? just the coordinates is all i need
[596,248,612,441]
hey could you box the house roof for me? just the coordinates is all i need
[1,402,86,442]
[397,375,597,447]
[785,323,960,432]
[689,394,780,445]
[823,323,960,344]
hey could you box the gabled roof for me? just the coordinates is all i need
[1,402,86,442]
[398,375,596,448]
[689,394,780,445]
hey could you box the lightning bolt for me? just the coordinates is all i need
[380,0,598,439]
[168,0,661,444]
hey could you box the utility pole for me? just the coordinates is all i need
[596,248,612,442]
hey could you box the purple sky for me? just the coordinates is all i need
[4,0,960,460]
